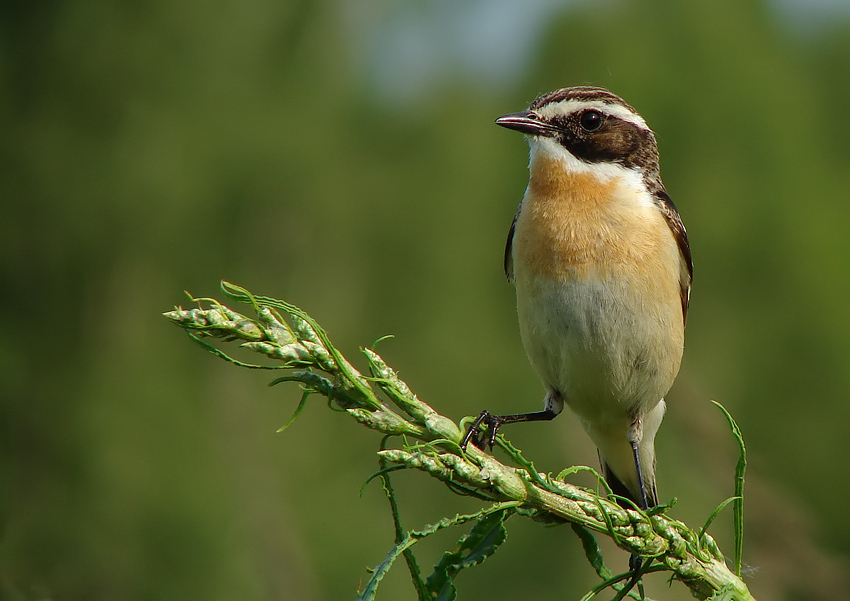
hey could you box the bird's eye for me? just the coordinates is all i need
[579,110,604,132]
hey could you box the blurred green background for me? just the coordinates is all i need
[3,0,850,599]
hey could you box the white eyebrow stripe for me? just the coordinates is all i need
[535,99,649,130]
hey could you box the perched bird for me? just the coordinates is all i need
[462,86,692,510]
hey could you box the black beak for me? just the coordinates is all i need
[495,111,557,136]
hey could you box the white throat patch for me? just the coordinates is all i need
[527,136,647,192]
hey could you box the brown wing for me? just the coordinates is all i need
[654,191,693,323]
[504,203,522,283]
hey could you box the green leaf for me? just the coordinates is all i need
[356,534,419,601]
[357,503,518,601]
[698,496,741,542]
[424,509,510,600]
[276,389,311,433]
[571,523,612,580]
[712,401,747,577]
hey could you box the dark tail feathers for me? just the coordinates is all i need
[600,456,658,510]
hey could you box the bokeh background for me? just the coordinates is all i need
[3,0,850,599]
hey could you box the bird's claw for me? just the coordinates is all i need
[460,410,502,451]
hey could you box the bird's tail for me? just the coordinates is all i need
[600,455,658,509]
[589,401,665,510]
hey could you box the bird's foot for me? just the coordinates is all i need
[460,410,502,451]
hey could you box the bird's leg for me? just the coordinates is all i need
[626,417,649,511]
[626,436,650,574]
[462,391,563,450]
[627,417,649,575]
[630,439,650,511]
[460,408,558,451]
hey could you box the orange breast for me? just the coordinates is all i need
[514,155,677,286]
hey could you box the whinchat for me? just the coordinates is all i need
[463,86,692,511]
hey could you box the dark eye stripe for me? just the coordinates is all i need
[552,114,659,179]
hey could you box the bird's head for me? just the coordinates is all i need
[497,86,662,191]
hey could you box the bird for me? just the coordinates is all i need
[462,86,692,511]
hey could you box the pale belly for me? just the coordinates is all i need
[515,271,684,426]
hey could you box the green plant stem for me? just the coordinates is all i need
[164,282,756,601]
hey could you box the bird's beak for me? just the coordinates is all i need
[495,111,557,136]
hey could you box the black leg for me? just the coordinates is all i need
[460,408,557,450]
[623,559,644,596]
[630,439,650,511]
[628,438,650,577]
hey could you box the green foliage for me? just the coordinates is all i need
[712,401,747,577]
[355,505,515,601]
[164,283,756,600]
[571,523,613,581]
[424,508,510,601]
